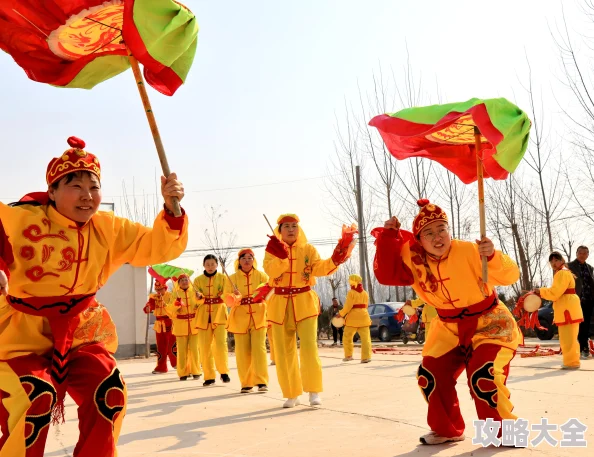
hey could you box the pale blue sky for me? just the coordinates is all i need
[0,0,580,271]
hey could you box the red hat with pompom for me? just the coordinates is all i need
[412,199,448,237]
[46,137,101,185]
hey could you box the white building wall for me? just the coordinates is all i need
[96,264,155,358]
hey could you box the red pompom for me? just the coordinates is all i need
[417,198,430,207]
[67,136,86,149]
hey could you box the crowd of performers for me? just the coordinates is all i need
[0,139,590,456]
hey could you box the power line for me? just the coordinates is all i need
[0,174,336,201]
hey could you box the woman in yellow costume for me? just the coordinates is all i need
[373,199,521,445]
[339,274,372,363]
[167,274,203,381]
[535,252,583,369]
[224,249,269,393]
[0,137,187,457]
[264,213,356,408]
[193,255,231,386]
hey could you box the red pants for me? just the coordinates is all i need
[417,344,515,438]
[0,344,126,457]
[154,330,177,373]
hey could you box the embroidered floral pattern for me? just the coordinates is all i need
[302,255,312,283]
[20,246,35,261]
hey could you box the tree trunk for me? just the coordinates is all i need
[511,223,531,291]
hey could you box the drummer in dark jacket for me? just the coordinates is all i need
[328,298,344,346]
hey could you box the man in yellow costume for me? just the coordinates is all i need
[339,274,372,363]
[264,214,356,408]
[193,255,231,386]
[224,249,269,393]
[535,252,583,369]
[144,278,176,374]
[167,274,203,381]
[373,199,521,445]
[0,137,187,457]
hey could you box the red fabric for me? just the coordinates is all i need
[351,284,364,293]
[419,344,514,438]
[163,206,186,231]
[274,286,311,295]
[7,293,95,424]
[396,308,405,323]
[413,200,448,236]
[0,219,13,279]
[0,0,185,95]
[18,192,50,205]
[369,104,508,184]
[565,288,576,294]
[3,354,55,456]
[436,293,497,360]
[122,0,184,96]
[371,227,415,286]
[148,267,169,285]
[265,235,288,259]
[46,141,101,185]
[252,284,272,303]
[352,304,367,309]
[154,327,176,373]
[65,344,125,457]
[143,298,156,314]
[204,297,223,304]
[331,225,358,265]
[513,292,548,331]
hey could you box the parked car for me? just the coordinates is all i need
[368,302,405,342]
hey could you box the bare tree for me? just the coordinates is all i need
[202,206,237,270]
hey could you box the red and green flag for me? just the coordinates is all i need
[368,98,531,184]
[0,0,198,95]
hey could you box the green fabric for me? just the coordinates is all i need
[152,263,194,279]
[62,56,130,89]
[392,98,484,124]
[389,98,531,174]
[133,0,199,82]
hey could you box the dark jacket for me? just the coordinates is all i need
[327,304,343,324]
[567,260,594,300]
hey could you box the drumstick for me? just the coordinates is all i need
[263,214,275,234]
[219,257,239,294]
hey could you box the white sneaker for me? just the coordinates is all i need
[309,392,322,406]
[420,431,465,445]
[580,351,591,360]
[283,397,301,408]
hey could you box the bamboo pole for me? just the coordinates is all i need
[126,46,182,217]
[474,126,488,285]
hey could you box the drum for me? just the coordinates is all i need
[402,304,416,316]
[523,293,542,312]
[331,316,345,328]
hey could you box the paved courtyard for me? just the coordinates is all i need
[46,339,592,456]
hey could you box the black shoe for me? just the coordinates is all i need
[221,374,231,383]
[203,379,216,386]
[179,376,188,381]
[257,384,268,392]
[241,387,253,393]
[193,374,202,380]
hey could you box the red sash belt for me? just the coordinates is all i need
[7,293,96,424]
[204,297,223,304]
[353,304,367,309]
[274,286,311,295]
[177,313,196,319]
[436,292,498,362]
[155,316,171,321]
[241,297,262,305]
[565,288,576,295]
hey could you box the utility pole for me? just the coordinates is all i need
[355,166,367,290]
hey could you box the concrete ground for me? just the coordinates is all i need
[45,338,592,457]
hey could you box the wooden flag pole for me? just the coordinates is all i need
[474,126,488,285]
[126,46,182,217]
